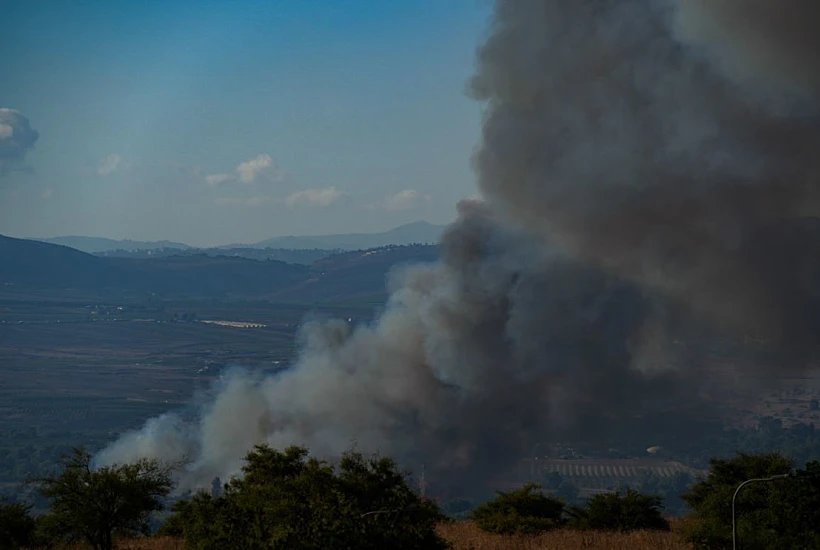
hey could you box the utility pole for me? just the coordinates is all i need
[732,473,791,550]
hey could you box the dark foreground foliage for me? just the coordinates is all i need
[567,488,669,532]
[0,500,36,550]
[34,447,175,550]
[683,452,820,550]
[159,444,448,550]
[471,483,566,535]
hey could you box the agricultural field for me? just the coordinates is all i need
[0,288,380,494]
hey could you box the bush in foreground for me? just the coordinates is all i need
[682,452,820,550]
[567,488,670,532]
[0,500,36,550]
[471,483,565,535]
[161,444,448,550]
[34,447,176,550]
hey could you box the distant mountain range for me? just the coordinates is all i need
[0,234,439,302]
[31,221,447,255]
[34,236,192,253]
[243,221,446,251]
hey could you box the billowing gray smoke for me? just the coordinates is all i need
[98,0,820,491]
[471,0,820,362]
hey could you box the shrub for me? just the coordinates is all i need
[567,488,669,532]
[471,483,565,535]
[682,453,820,550]
[35,447,176,550]
[161,445,448,550]
[0,500,36,550]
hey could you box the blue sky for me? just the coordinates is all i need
[0,0,490,246]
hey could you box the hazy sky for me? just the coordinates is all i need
[0,0,490,246]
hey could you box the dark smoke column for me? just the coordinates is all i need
[469,0,820,368]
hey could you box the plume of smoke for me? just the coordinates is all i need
[674,0,820,103]
[98,201,715,491]
[471,0,820,365]
[99,0,820,490]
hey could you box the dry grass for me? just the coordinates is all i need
[25,538,184,550]
[32,524,692,550]
[115,538,185,550]
[437,522,693,550]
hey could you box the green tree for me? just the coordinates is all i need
[567,488,669,532]
[471,483,565,535]
[35,447,176,550]
[682,452,820,550]
[0,500,35,550]
[163,445,447,550]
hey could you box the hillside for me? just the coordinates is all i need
[31,221,446,255]
[96,246,339,265]
[0,234,123,289]
[33,236,192,253]
[0,234,438,300]
[1,234,306,296]
[250,221,446,250]
[270,244,439,303]
[109,255,307,296]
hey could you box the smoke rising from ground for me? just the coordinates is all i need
[99,0,820,490]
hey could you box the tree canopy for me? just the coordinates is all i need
[0,500,36,550]
[35,447,175,550]
[471,483,566,535]
[567,488,669,532]
[161,444,448,550]
[683,452,820,549]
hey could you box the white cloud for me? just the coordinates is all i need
[205,154,278,186]
[382,189,431,211]
[285,187,344,209]
[365,189,432,212]
[237,154,274,183]
[97,154,123,176]
[205,173,234,186]
[213,196,273,207]
[0,108,39,175]
[40,189,53,200]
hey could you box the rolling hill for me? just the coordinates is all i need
[269,245,439,303]
[1,234,439,301]
[248,221,446,250]
[0,234,123,289]
[33,236,192,253]
[30,221,446,255]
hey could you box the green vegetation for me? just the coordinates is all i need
[566,488,669,532]
[682,453,820,550]
[471,483,565,535]
[471,484,669,536]
[159,444,448,550]
[34,448,176,550]
[0,500,35,550]
[5,448,820,548]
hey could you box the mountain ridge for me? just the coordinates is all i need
[0,233,438,301]
[28,221,447,254]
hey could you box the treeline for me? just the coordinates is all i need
[3,447,820,549]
